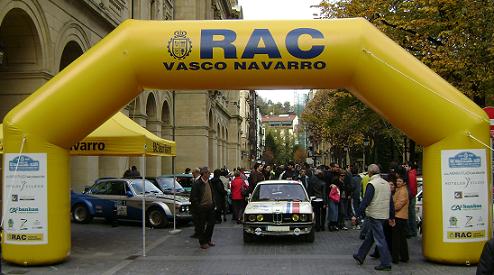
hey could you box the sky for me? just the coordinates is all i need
[237,0,322,105]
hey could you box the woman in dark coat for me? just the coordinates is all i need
[211,169,227,223]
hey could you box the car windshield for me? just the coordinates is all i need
[251,183,307,202]
[157,177,185,193]
[130,179,163,195]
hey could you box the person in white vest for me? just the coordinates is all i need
[351,164,395,271]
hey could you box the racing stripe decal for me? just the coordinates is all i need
[292,201,300,214]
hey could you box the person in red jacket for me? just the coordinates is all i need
[404,162,418,237]
[230,170,248,223]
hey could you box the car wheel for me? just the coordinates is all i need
[243,231,255,243]
[305,229,315,243]
[72,204,92,223]
[147,207,168,228]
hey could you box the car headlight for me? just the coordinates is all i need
[248,214,256,222]
[300,214,308,222]
[292,214,300,222]
[256,214,264,222]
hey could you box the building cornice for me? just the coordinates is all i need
[0,71,54,80]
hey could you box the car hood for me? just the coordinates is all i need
[244,201,312,214]
[155,194,190,203]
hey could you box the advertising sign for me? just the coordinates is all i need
[441,149,488,242]
[3,153,48,244]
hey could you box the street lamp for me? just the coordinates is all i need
[363,138,370,171]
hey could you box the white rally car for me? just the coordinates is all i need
[243,180,315,243]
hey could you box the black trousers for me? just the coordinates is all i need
[311,200,326,231]
[391,218,409,262]
[197,206,216,245]
[191,208,200,235]
[232,199,244,221]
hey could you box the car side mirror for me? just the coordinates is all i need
[126,190,133,197]
[83,186,90,193]
[310,196,316,202]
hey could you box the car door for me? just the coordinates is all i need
[87,181,114,218]
[108,180,129,218]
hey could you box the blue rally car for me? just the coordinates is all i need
[71,178,192,228]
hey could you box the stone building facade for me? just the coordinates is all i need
[0,0,251,191]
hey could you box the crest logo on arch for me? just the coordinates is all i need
[167,30,192,60]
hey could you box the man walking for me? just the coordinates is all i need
[352,164,395,271]
[190,167,217,249]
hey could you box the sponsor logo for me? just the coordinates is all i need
[447,230,485,240]
[464,192,480,198]
[6,233,43,242]
[9,207,39,214]
[19,218,28,230]
[448,151,481,168]
[444,177,484,189]
[11,194,18,202]
[450,204,482,211]
[167,31,192,60]
[454,192,463,199]
[449,216,458,227]
[465,215,473,227]
[32,219,43,229]
[71,142,105,151]
[163,28,327,72]
[9,155,39,171]
[19,195,35,201]
[168,30,192,60]
[153,142,172,154]
[8,218,14,229]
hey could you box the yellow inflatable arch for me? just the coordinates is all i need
[2,18,491,265]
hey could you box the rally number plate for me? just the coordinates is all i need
[267,225,290,232]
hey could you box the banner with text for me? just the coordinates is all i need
[441,149,488,242]
[3,153,48,244]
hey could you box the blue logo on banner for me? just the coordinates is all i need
[9,155,40,171]
[448,152,481,168]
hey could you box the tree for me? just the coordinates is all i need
[257,95,293,115]
[263,128,296,165]
[264,131,278,164]
[319,0,494,105]
[302,89,406,167]
[293,144,307,164]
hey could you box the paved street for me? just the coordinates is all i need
[2,217,477,275]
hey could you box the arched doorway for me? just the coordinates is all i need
[161,99,172,173]
[216,123,221,169]
[0,8,43,121]
[208,109,214,168]
[59,41,83,71]
[145,93,160,176]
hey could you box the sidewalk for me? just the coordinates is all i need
[1,219,477,274]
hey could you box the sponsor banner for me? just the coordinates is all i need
[163,29,328,73]
[441,149,488,243]
[3,153,48,245]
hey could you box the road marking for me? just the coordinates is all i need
[101,234,172,275]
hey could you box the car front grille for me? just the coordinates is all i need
[249,213,311,223]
